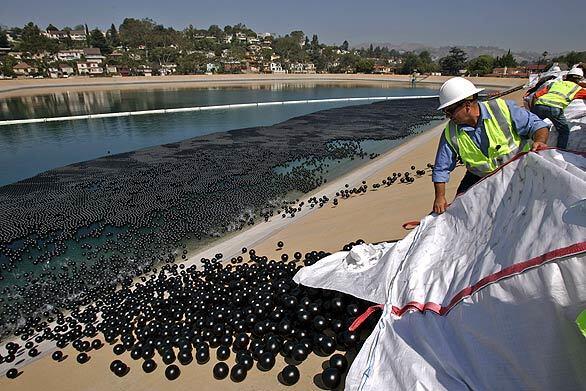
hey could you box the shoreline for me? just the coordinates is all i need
[0,74,523,98]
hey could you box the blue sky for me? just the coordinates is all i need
[1,0,584,53]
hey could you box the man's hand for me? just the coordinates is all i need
[531,141,548,151]
[433,182,448,214]
[433,195,448,214]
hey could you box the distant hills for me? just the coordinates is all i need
[353,42,562,63]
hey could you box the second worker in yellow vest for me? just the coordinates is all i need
[432,77,550,214]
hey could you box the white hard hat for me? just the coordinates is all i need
[567,67,584,78]
[437,77,484,110]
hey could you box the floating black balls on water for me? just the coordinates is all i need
[329,354,348,372]
[258,352,276,371]
[165,364,181,381]
[277,241,284,248]
[142,359,157,373]
[76,352,90,364]
[213,362,229,380]
[313,315,328,331]
[142,346,155,359]
[230,364,247,383]
[280,364,300,386]
[216,345,230,361]
[281,253,289,262]
[321,367,342,389]
[195,349,209,364]
[28,347,39,357]
[6,368,19,379]
[294,252,302,260]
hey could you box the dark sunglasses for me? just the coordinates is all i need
[443,103,461,116]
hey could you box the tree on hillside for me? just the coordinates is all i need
[119,18,156,49]
[89,29,110,54]
[310,34,319,50]
[553,51,586,67]
[439,47,467,75]
[273,35,307,62]
[0,30,9,48]
[46,24,58,32]
[290,30,305,45]
[400,52,420,74]
[340,40,349,51]
[494,49,517,68]
[106,23,120,47]
[417,51,436,73]
[19,22,57,53]
[467,55,495,76]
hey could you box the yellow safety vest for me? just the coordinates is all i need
[444,99,532,177]
[534,80,581,110]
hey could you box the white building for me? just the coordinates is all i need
[269,62,286,74]
[69,29,87,41]
[77,62,103,75]
[83,48,105,64]
[57,50,83,62]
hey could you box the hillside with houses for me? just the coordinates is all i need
[0,19,584,79]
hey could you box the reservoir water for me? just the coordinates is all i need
[0,82,437,185]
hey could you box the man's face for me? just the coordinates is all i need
[443,100,469,124]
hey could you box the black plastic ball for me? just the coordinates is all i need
[329,353,348,372]
[76,352,89,364]
[213,362,229,380]
[321,367,341,389]
[216,345,231,361]
[230,364,247,382]
[51,350,63,361]
[6,368,19,379]
[280,364,300,386]
[142,359,157,373]
[196,349,209,364]
[258,352,276,371]
[165,364,180,381]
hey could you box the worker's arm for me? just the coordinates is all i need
[431,133,457,215]
[433,182,448,214]
[531,127,549,151]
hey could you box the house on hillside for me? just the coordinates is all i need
[77,61,103,76]
[69,29,87,41]
[373,64,394,74]
[43,30,69,40]
[269,62,286,74]
[83,48,105,64]
[59,64,75,76]
[136,65,152,76]
[13,62,38,76]
[57,50,83,62]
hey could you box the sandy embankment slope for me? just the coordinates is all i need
[0,82,525,390]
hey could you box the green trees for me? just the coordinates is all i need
[467,55,495,76]
[340,40,349,51]
[106,24,120,47]
[273,33,307,63]
[119,18,155,49]
[439,47,468,75]
[552,51,586,67]
[494,49,517,67]
[89,29,110,54]
[399,51,436,74]
[19,22,57,54]
[0,30,9,48]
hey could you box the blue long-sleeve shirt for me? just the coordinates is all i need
[432,100,548,183]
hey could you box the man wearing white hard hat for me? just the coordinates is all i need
[432,77,549,214]
[531,67,586,148]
